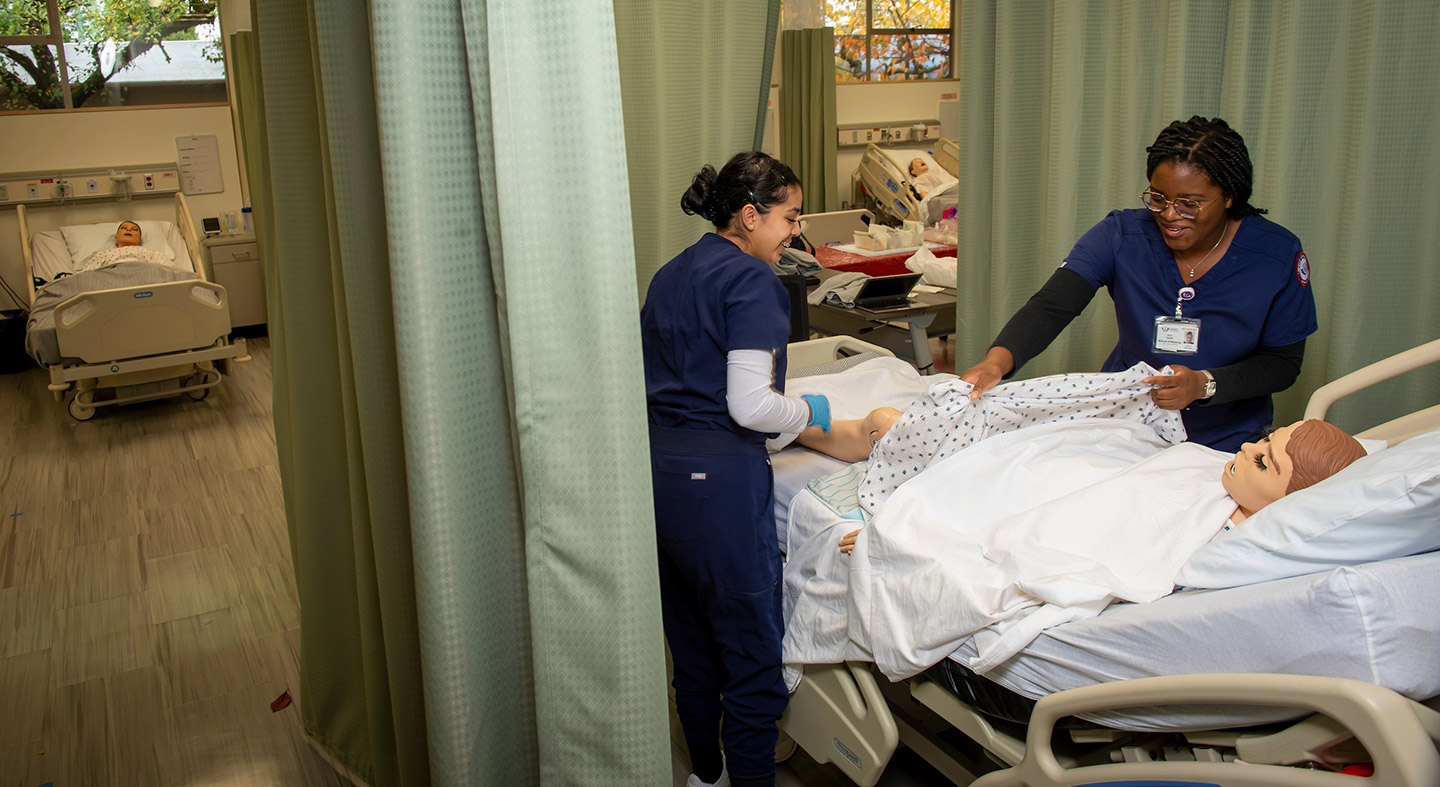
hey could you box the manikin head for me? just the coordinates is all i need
[1222,419,1367,520]
[115,221,142,247]
[909,158,929,177]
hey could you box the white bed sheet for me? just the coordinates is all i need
[964,548,1440,731]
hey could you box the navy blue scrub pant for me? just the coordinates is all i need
[651,428,787,787]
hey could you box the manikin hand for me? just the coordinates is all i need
[838,528,861,554]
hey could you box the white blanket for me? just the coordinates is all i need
[783,420,1235,684]
[860,364,1186,513]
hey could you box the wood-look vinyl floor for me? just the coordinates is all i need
[0,336,345,787]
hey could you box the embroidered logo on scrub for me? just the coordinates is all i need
[1295,251,1311,287]
[690,473,706,480]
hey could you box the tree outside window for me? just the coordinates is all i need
[828,0,953,83]
[0,0,225,111]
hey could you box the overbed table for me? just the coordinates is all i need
[806,267,956,374]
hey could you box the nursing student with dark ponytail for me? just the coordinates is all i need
[960,117,1317,452]
[641,151,830,787]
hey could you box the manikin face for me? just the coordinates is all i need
[910,158,929,177]
[115,221,142,247]
[1221,423,1298,518]
[742,184,803,264]
[1147,161,1232,256]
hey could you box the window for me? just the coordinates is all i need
[827,0,953,83]
[0,0,225,112]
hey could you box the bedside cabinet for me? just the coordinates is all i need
[203,233,267,328]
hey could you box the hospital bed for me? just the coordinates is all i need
[17,193,250,420]
[775,336,1440,786]
[851,138,959,227]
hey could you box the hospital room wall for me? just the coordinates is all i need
[0,0,251,311]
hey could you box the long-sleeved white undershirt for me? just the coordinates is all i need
[726,349,810,434]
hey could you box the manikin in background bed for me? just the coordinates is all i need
[782,370,1368,682]
[908,157,957,198]
[74,221,173,272]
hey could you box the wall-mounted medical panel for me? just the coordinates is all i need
[838,119,943,148]
[0,164,181,206]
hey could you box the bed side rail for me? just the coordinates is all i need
[779,662,899,787]
[1304,337,1440,444]
[972,673,1440,787]
[787,336,896,370]
[18,203,36,307]
[857,144,922,224]
[55,280,231,364]
[933,137,959,178]
[174,192,205,278]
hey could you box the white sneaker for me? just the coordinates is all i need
[684,763,729,787]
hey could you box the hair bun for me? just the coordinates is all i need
[681,165,720,221]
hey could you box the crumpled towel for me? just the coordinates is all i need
[773,247,822,281]
[905,245,956,288]
[806,271,868,307]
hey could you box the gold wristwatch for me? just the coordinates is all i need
[1200,369,1217,400]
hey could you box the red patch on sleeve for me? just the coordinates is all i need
[1295,251,1311,286]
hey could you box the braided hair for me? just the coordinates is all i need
[681,151,801,230]
[1145,117,1266,218]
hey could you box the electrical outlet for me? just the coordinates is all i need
[26,183,39,198]
[0,184,7,201]
[144,173,155,190]
[56,180,70,197]
[86,178,99,194]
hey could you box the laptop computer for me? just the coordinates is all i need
[853,272,923,311]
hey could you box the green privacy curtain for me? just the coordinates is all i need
[956,0,1440,433]
[781,28,840,215]
[613,0,783,286]
[246,0,667,784]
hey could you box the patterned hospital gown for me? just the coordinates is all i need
[858,363,1186,514]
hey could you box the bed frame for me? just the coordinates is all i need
[777,337,1440,786]
[17,193,251,420]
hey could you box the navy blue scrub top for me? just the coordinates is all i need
[642,233,792,447]
[1062,209,1317,451]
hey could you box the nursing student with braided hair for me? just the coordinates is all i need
[960,117,1317,452]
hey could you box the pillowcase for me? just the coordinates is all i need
[1177,428,1440,589]
[59,220,176,268]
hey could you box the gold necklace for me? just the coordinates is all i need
[1179,220,1229,280]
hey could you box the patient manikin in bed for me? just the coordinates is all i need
[908,157,957,198]
[77,221,172,272]
[782,416,1368,679]
[836,417,1365,553]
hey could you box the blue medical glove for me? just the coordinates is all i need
[801,394,832,433]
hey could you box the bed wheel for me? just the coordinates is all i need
[68,395,96,421]
[774,730,798,763]
[184,372,211,401]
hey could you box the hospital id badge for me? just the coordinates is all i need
[1153,316,1201,355]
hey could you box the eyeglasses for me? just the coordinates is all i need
[1140,190,1220,220]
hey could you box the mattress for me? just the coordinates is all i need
[958,548,1440,731]
[25,261,202,365]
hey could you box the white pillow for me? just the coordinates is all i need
[60,220,176,267]
[1177,428,1440,589]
